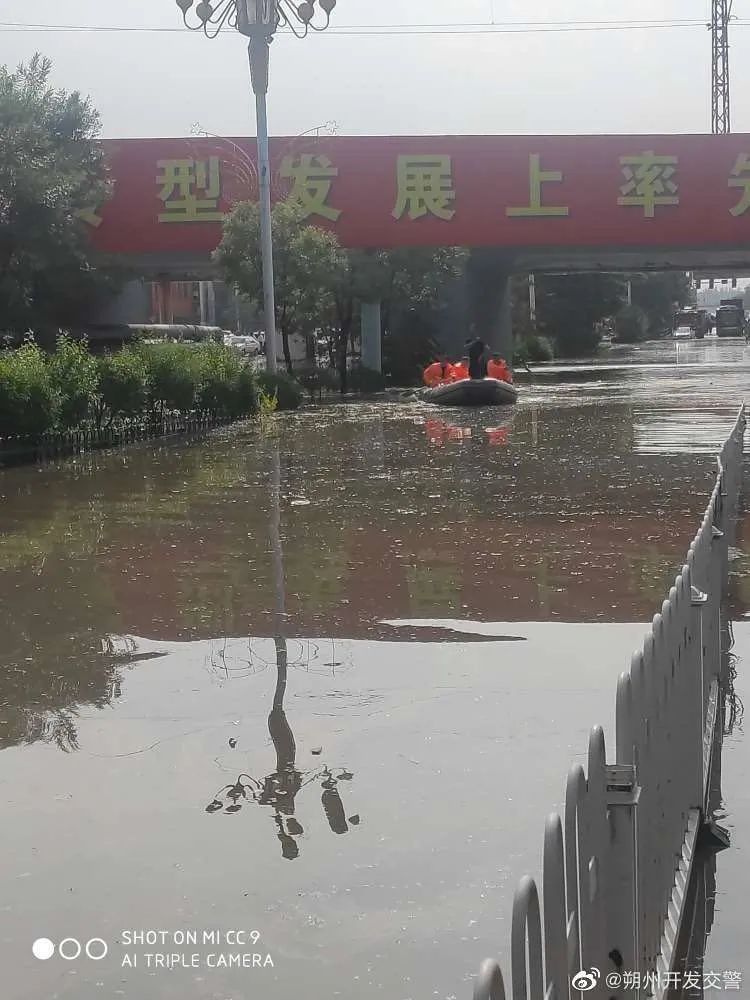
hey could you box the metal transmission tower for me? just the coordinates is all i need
[711,0,731,133]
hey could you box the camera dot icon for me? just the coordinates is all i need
[31,937,108,962]
[32,938,55,961]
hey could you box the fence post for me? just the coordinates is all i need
[603,763,641,998]
[474,961,506,1000]
[543,814,568,1000]
[512,877,544,1000]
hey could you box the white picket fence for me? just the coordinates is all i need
[473,405,746,1000]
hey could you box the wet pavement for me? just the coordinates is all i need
[0,339,748,1000]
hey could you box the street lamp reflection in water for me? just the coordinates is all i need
[204,440,359,859]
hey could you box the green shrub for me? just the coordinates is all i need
[140,343,198,413]
[382,309,440,386]
[514,335,554,365]
[256,371,303,411]
[0,339,259,443]
[48,335,99,429]
[551,325,601,359]
[96,348,148,424]
[195,342,237,416]
[234,365,258,417]
[194,342,257,419]
[295,365,339,401]
[257,385,279,429]
[348,366,387,393]
[614,304,649,344]
[0,340,57,438]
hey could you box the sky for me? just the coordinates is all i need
[1,1,749,138]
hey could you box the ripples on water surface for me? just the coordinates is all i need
[0,340,748,999]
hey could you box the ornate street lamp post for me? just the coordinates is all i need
[177,0,338,373]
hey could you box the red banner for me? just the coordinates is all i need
[88,134,750,255]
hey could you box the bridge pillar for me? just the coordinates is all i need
[199,281,216,327]
[361,301,382,373]
[467,249,515,359]
[156,277,174,324]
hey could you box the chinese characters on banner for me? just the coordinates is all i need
[728,153,750,216]
[148,149,750,226]
[617,151,679,217]
[280,153,341,221]
[392,156,456,221]
[507,154,569,218]
[157,157,224,223]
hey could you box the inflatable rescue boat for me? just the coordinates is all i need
[423,378,518,408]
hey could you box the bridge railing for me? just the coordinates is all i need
[473,404,746,1000]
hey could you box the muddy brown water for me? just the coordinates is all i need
[1,339,748,1000]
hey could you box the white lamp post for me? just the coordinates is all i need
[177,0,338,373]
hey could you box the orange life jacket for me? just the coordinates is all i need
[451,362,470,381]
[487,359,512,383]
[423,362,444,387]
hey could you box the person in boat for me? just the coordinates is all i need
[451,357,470,381]
[487,353,513,383]
[423,357,452,387]
[466,336,487,380]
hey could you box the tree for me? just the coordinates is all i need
[0,55,113,341]
[614,303,649,344]
[315,246,465,390]
[380,247,466,384]
[215,201,345,373]
[216,203,464,389]
[535,273,626,357]
[628,271,692,337]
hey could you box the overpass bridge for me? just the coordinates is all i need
[88,133,750,357]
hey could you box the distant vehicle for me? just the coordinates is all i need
[129,324,227,344]
[715,300,746,338]
[672,308,709,340]
[672,323,694,340]
[223,333,261,356]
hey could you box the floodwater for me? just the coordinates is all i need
[0,339,748,1000]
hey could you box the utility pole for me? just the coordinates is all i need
[711,0,731,134]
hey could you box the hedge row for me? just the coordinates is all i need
[0,338,302,441]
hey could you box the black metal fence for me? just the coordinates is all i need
[0,412,240,468]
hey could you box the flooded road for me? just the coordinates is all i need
[1,339,748,1000]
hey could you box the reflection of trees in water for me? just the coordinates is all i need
[721,619,744,737]
[0,498,106,574]
[0,441,275,751]
[17,709,81,753]
[676,613,738,990]
[0,560,124,751]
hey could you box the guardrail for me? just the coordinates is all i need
[473,405,746,1000]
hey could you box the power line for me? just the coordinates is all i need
[0,18,741,36]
